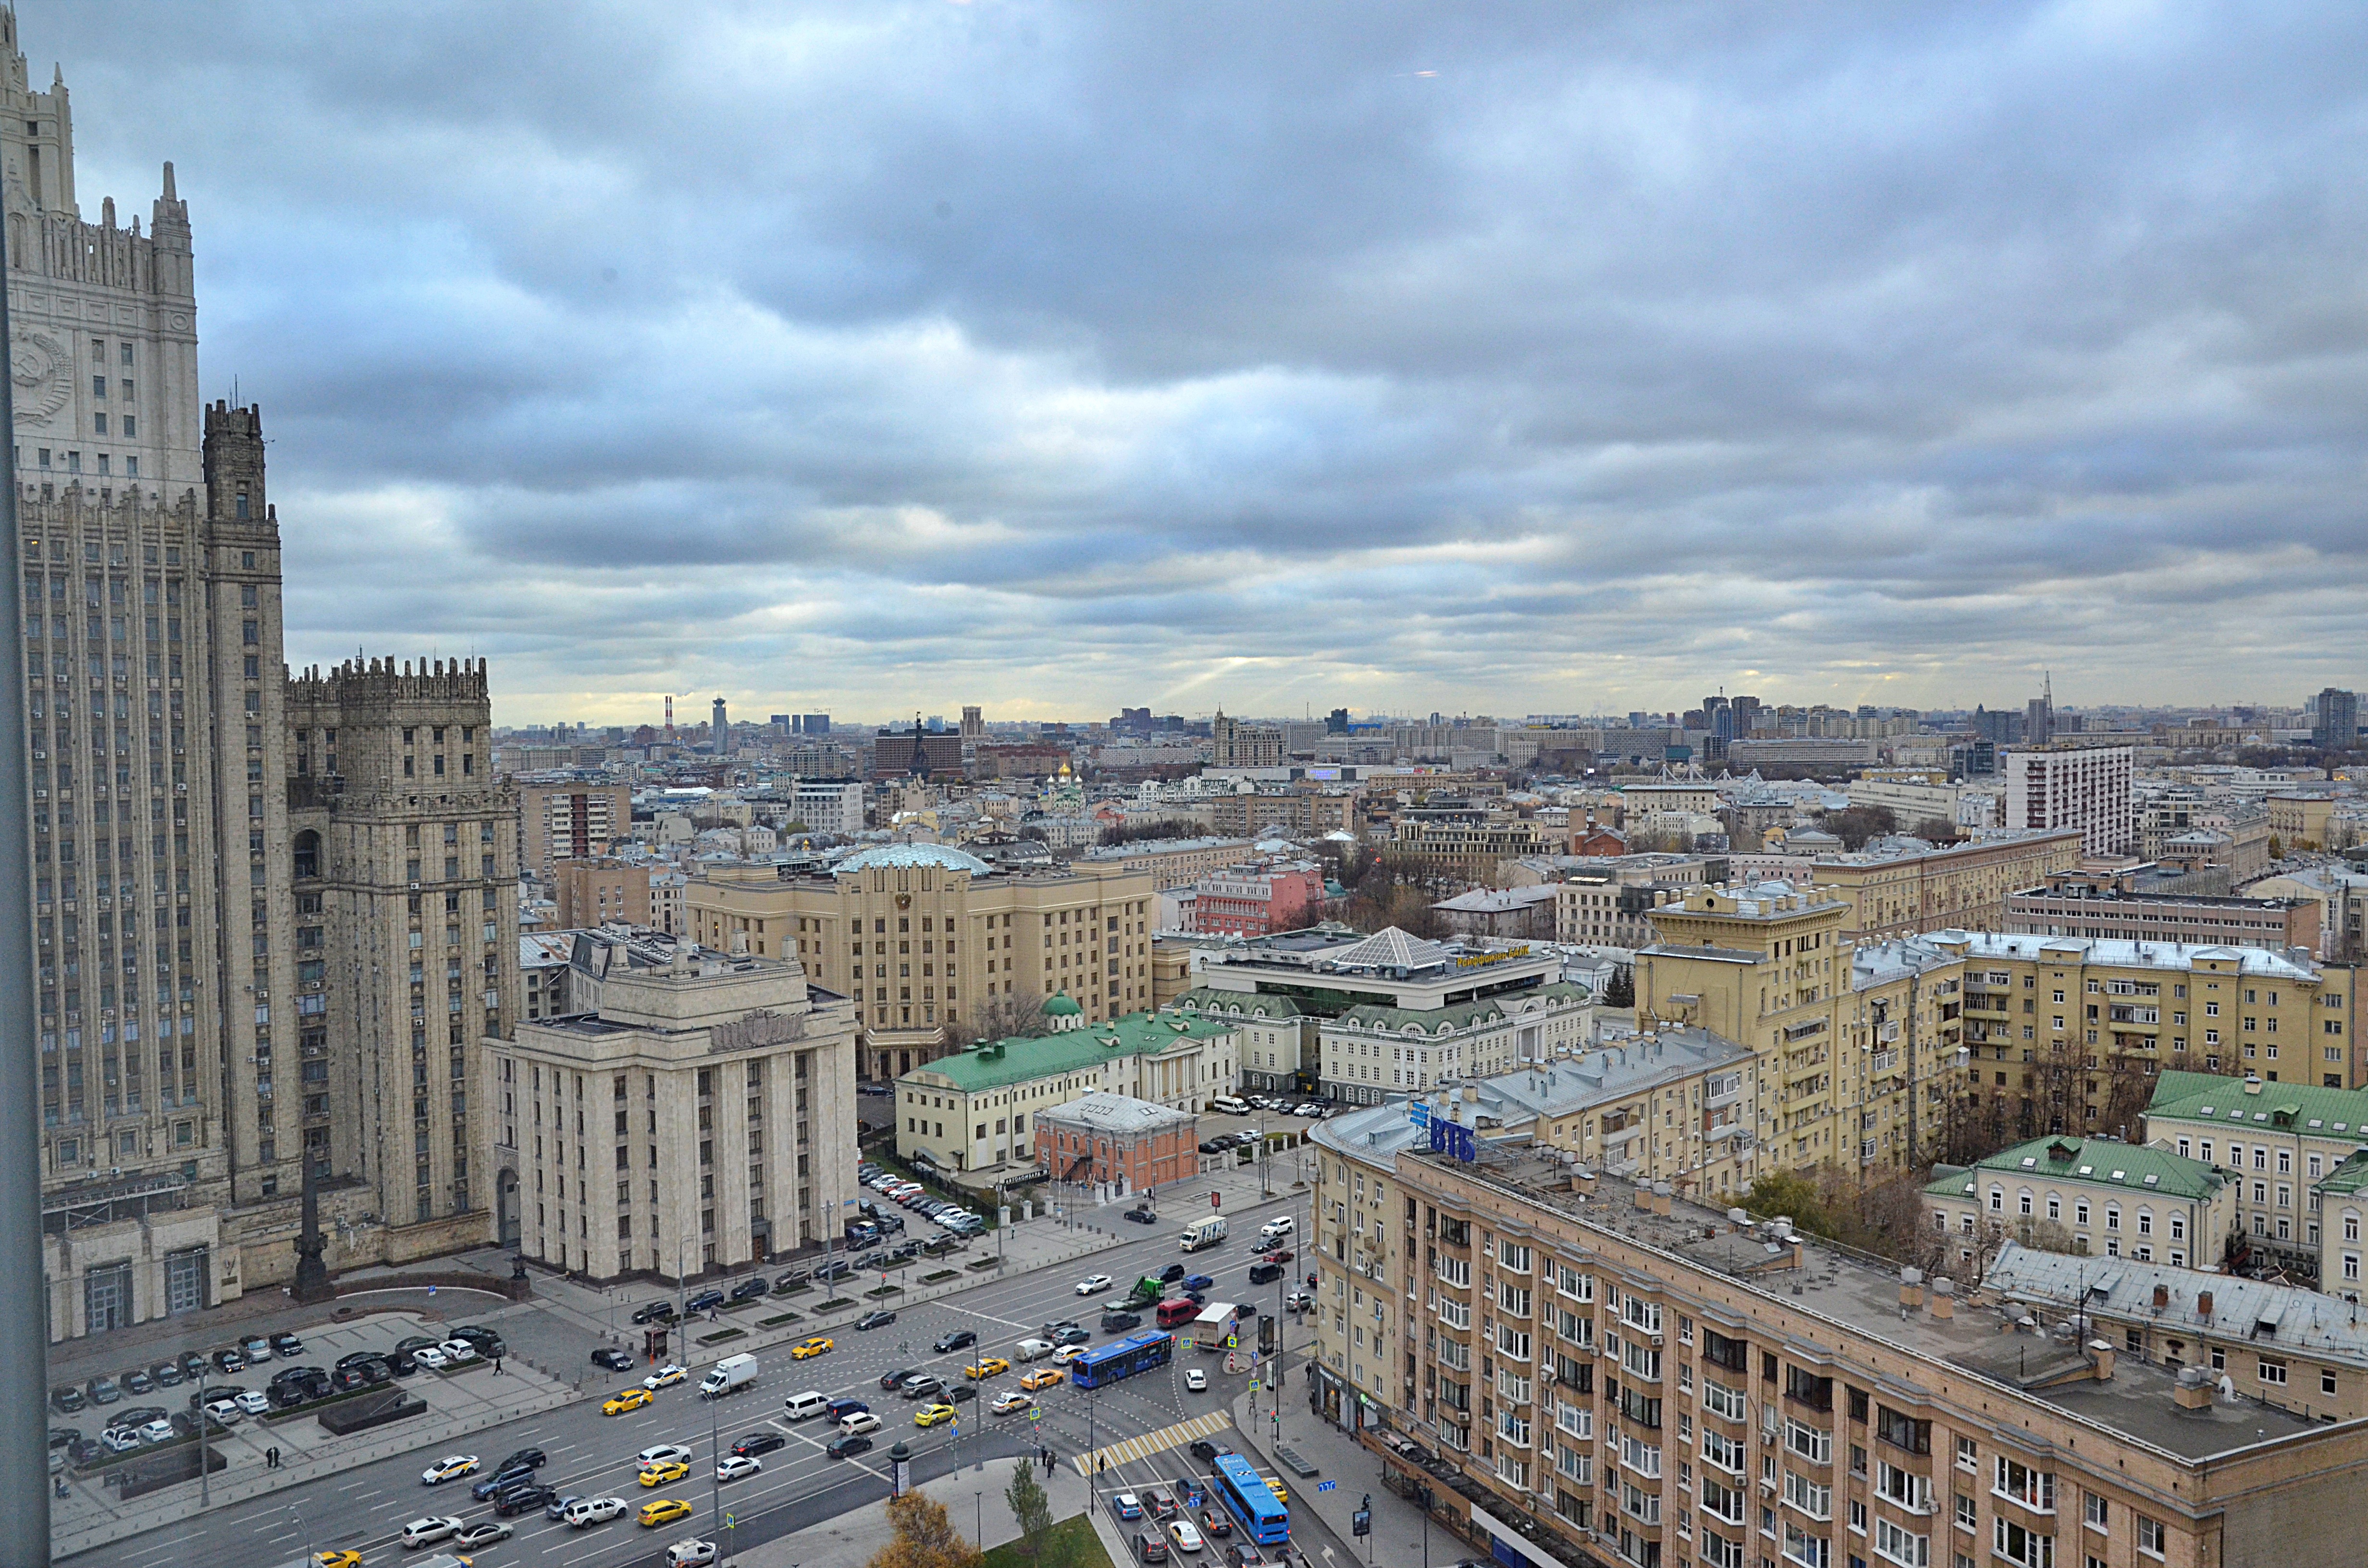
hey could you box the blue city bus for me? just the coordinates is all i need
[1070,1329,1174,1390]
[1209,1453,1290,1546]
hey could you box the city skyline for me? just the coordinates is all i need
[40,2,2368,719]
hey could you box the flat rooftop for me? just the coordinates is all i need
[1421,1144,2331,1462]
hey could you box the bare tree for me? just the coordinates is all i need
[944,989,1048,1050]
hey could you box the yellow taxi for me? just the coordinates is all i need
[913,1403,960,1428]
[603,1387,655,1416]
[313,1555,363,1568]
[1263,1475,1289,1504]
[962,1357,1011,1380]
[639,1458,691,1487]
[1019,1368,1065,1391]
[639,1498,695,1528]
[789,1336,835,1360]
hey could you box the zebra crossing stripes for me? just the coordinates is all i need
[1072,1409,1233,1476]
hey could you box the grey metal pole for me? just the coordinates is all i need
[196,1365,211,1506]
[0,192,51,1548]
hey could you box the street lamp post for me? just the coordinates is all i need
[196,1364,212,1507]
[974,1490,983,1551]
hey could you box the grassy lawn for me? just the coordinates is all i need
[979,1514,1114,1568]
[758,1311,803,1327]
[696,1328,747,1346]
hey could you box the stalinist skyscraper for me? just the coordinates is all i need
[5,5,518,1343]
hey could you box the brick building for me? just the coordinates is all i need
[1190,863,1326,937]
[1036,1092,1197,1194]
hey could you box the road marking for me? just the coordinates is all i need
[1072,1410,1231,1476]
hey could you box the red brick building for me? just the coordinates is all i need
[1188,863,1325,938]
[1036,1092,1198,1195]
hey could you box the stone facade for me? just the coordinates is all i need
[285,656,518,1261]
[492,930,859,1279]
[687,844,1157,1081]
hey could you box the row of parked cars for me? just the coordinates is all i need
[50,1323,506,1448]
[1242,1095,1335,1119]
[856,1162,988,1237]
[51,1331,308,1413]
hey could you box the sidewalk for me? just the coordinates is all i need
[1229,1371,1453,1568]
[732,1456,1102,1568]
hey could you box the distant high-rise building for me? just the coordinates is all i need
[800,712,831,736]
[961,705,983,740]
[1971,704,2021,745]
[711,695,729,748]
[2005,744,2135,857]
[1326,706,1351,735]
[2313,687,2359,750]
[2025,686,2056,747]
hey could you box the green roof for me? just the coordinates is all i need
[898,1009,1233,1094]
[2321,1149,2368,1198]
[2144,1071,2368,1140]
[1172,988,1307,1019]
[1332,980,1593,1035]
[1924,1135,2229,1202]
[1043,991,1084,1017]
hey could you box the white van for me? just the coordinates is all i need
[1209,1096,1250,1116]
[783,1390,828,1421]
[838,1410,883,1436]
[1014,1338,1055,1362]
[1181,1214,1227,1252]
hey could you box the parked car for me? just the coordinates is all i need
[592,1348,636,1372]
[632,1300,678,1324]
[85,1376,122,1406]
[728,1276,770,1303]
[774,1268,812,1291]
[685,1288,728,1314]
[450,1325,506,1358]
[270,1332,306,1357]
[121,1367,155,1396]
[241,1336,275,1364]
[50,1386,84,1414]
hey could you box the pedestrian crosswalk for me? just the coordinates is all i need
[1073,1409,1232,1476]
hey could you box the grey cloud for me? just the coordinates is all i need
[35,0,2368,717]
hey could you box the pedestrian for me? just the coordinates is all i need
[493,1357,503,1375]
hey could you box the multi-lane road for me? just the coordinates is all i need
[68,1189,1313,1568]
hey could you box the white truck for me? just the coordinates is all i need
[1181,1214,1227,1252]
[700,1352,760,1399]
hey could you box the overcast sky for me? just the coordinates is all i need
[40,1,2368,725]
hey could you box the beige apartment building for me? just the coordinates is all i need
[2267,793,2336,851]
[1388,816,1545,888]
[1305,1111,2368,1568]
[555,855,655,930]
[1198,788,1357,838]
[1751,828,2083,941]
[515,777,633,881]
[686,843,1157,1081]
[1077,834,1255,891]
[490,928,859,1279]
[1640,883,1970,1174]
[2140,1072,2368,1287]
[1922,1134,2239,1278]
